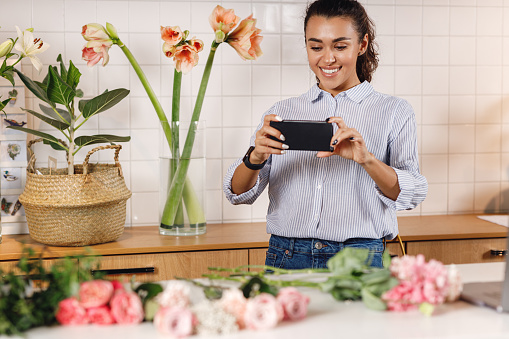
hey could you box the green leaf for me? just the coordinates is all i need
[78,98,90,113]
[56,54,68,83]
[66,60,81,90]
[74,134,131,147]
[6,126,60,144]
[135,283,163,303]
[241,276,279,298]
[363,276,399,297]
[0,98,10,112]
[327,247,370,276]
[361,288,387,311]
[21,108,70,130]
[47,66,75,106]
[359,269,392,286]
[38,104,71,123]
[382,250,392,269]
[43,139,68,151]
[2,70,15,87]
[82,88,129,119]
[13,69,53,107]
[75,89,84,98]
[34,81,47,93]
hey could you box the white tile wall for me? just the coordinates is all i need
[3,0,509,232]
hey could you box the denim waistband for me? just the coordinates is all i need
[268,234,384,257]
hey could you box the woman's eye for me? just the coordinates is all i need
[335,46,347,51]
[310,46,322,51]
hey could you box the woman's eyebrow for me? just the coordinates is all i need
[307,37,352,43]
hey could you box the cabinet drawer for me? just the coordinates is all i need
[386,242,405,258]
[406,238,508,265]
[93,250,249,282]
[249,248,267,272]
[0,258,67,275]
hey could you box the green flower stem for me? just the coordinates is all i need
[171,69,184,226]
[117,40,172,148]
[160,41,219,227]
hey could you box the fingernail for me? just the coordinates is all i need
[329,146,334,152]
[280,134,285,141]
[349,137,355,141]
[275,115,283,122]
[282,144,289,149]
[325,117,330,122]
[332,139,338,145]
[281,150,286,154]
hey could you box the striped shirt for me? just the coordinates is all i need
[223,81,428,242]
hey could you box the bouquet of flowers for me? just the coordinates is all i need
[81,5,263,229]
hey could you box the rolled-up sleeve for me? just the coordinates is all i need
[375,99,428,210]
[223,157,271,205]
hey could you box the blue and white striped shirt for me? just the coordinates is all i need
[223,81,428,242]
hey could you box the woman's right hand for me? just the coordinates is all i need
[250,114,288,164]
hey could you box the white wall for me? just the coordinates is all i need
[1,0,508,230]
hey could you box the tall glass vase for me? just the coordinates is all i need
[159,120,206,236]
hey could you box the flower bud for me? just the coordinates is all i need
[214,30,226,43]
[106,22,119,39]
[0,40,14,58]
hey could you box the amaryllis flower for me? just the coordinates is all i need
[163,42,177,58]
[243,293,283,330]
[13,26,50,72]
[154,306,197,338]
[82,40,112,67]
[82,23,111,42]
[161,26,183,46]
[78,280,114,308]
[173,44,200,74]
[188,37,204,53]
[56,297,89,325]
[209,5,240,42]
[86,305,115,325]
[226,15,263,61]
[110,291,144,324]
[276,287,310,321]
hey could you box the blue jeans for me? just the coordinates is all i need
[265,235,384,270]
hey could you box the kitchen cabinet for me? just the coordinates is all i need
[0,215,506,281]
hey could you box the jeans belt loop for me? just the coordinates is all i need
[287,238,295,258]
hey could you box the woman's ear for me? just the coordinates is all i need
[358,33,369,56]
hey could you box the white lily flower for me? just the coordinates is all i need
[14,26,49,72]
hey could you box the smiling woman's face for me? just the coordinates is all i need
[305,15,368,97]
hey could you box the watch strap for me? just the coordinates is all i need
[243,146,266,170]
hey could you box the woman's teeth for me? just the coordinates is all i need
[321,68,339,74]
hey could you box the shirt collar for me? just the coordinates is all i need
[305,81,374,104]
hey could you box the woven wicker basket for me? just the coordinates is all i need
[19,140,132,246]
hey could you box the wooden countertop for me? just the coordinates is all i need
[0,214,507,261]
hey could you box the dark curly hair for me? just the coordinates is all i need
[304,0,379,83]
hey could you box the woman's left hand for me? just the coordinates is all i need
[316,116,372,164]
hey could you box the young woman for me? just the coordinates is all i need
[223,0,427,269]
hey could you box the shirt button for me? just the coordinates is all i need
[315,241,323,250]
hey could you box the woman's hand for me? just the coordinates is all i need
[249,114,288,164]
[316,116,373,164]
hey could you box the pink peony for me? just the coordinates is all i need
[79,280,114,309]
[161,26,183,46]
[111,280,125,292]
[218,288,247,328]
[226,14,263,61]
[276,287,310,321]
[56,297,89,325]
[154,307,197,338]
[110,291,144,324]
[243,293,283,330]
[86,306,115,325]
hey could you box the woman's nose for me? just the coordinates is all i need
[323,50,335,64]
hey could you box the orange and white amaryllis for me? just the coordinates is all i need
[226,15,263,60]
[161,26,183,46]
[160,26,204,74]
[81,24,113,67]
[209,5,240,43]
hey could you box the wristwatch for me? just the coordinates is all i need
[243,146,266,170]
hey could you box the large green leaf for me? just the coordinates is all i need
[34,81,48,93]
[361,288,387,311]
[43,139,68,151]
[22,108,70,130]
[82,88,129,119]
[78,98,90,113]
[6,126,60,144]
[0,97,10,112]
[39,104,71,123]
[14,69,53,107]
[57,54,68,83]
[74,134,131,147]
[47,66,75,106]
[66,60,81,90]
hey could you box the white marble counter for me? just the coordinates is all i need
[3,263,509,339]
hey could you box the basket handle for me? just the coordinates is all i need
[83,144,123,177]
[26,138,69,173]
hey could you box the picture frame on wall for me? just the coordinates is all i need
[0,111,28,140]
[0,86,25,112]
[0,167,25,194]
[0,140,27,167]
[0,194,25,222]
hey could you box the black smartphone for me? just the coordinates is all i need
[269,120,333,152]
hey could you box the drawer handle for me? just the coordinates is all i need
[490,250,508,257]
[91,267,156,276]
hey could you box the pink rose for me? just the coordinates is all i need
[226,14,263,61]
[110,291,144,324]
[161,26,183,46]
[56,297,89,325]
[243,293,283,330]
[276,287,310,321]
[173,45,199,74]
[86,306,115,325]
[79,280,114,309]
[82,23,111,42]
[111,280,125,292]
[154,307,197,337]
[82,41,112,67]
[218,288,247,328]
[209,5,240,36]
